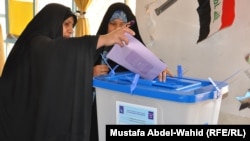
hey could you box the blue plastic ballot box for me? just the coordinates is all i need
[93,72,228,139]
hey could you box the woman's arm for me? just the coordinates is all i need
[97,26,135,49]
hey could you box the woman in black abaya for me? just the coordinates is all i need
[94,2,144,75]
[93,2,172,81]
[0,3,134,141]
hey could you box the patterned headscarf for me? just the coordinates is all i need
[109,10,127,23]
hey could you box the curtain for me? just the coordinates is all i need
[8,0,33,37]
[74,0,92,37]
[0,24,5,77]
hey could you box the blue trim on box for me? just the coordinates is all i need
[93,72,228,103]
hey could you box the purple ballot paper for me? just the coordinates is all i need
[107,33,167,80]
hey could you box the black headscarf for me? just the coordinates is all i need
[94,2,145,72]
[0,3,98,141]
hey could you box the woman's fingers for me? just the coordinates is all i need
[158,69,173,82]
[93,65,109,76]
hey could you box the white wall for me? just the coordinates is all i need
[136,0,250,124]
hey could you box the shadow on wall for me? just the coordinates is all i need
[219,112,250,124]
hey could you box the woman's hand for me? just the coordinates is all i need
[158,68,173,82]
[97,26,135,48]
[93,64,109,77]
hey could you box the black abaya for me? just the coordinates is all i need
[0,3,98,141]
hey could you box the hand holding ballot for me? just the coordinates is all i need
[107,33,173,81]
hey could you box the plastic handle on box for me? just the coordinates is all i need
[208,77,221,98]
[130,74,140,93]
[101,51,108,65]
[177,65,183,78]
[100,52,118,75]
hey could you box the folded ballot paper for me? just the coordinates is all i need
[106,33,167,80]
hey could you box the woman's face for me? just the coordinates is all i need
[108,19,126,33]
[63,16,75,38]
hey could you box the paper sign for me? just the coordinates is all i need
[107,33,167,80]
[116,101,157,124]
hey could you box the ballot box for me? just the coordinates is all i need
[93,72,228,140]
